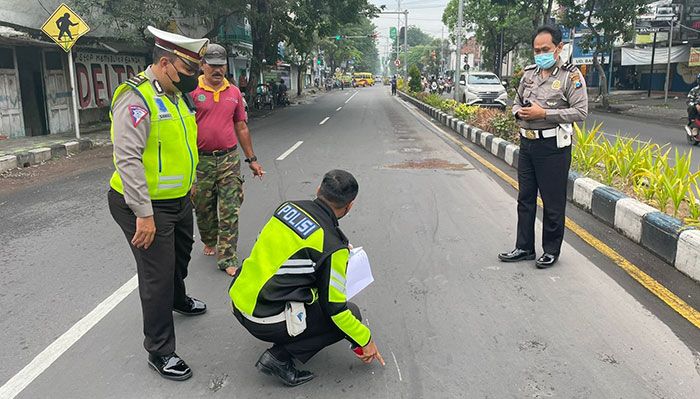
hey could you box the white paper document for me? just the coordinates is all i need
[345,247,374,300]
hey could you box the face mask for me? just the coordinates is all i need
[167,62,199,93]
[535,52,557,69]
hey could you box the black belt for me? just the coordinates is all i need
[198,145,237,157]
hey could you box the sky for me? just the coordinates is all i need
[370,0,451,62]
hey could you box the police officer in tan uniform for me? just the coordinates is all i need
[498,25,588,269]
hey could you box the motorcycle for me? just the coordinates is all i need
[277,91,290,107]
[438,81,445,94]
[429,81,439,94]
[686,101,700,145]
[254,84,274,110]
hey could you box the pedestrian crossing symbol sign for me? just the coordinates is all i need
[41,3,90,52]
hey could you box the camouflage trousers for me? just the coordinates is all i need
[192,150,244,270]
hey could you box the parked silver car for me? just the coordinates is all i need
[458,72,508,110]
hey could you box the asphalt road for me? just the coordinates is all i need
[1,86,699,398]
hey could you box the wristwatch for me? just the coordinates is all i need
[244,155,257,163]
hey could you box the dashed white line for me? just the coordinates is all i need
[319,117,330,125]
[345,91,359,104]
[276,141,304,160]
[0,275,139,399]
[336,107,342,111]
[391,351,403,382]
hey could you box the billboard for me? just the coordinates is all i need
[74,52,146,109]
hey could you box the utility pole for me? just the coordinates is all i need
[397,0,401,76]
[440,26,444,76]
[454,0,463,101]
[404,10,408,76]
[664,17,674,103]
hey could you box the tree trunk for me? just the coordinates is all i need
[297,63,305,96]
[593,51,609,109]
[247,0,272,98]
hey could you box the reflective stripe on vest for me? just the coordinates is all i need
[109,73,198,200]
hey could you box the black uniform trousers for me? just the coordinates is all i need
[516,137,571,256]
[233,302,362,363]
[108,189,193,355]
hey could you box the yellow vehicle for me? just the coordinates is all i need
[352,72,374,87]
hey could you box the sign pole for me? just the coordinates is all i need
[67,50,80,139]
[648,31,657,98]
[664,18,674,103]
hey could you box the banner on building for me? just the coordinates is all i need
[74,52,146,109]
[690,48,700,67]
[621,46,690,66]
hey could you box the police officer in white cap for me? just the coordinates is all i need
[107,26,209,381]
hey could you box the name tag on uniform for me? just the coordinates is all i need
[154,97,173,120]
[275,203,320,239]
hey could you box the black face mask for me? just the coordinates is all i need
[167,62,198,93]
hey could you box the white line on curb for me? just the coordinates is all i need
[0,275,139,399]
[319,117,330,125]
[336,107,342,111]
[276,141,304,160]
[345,91,358,104]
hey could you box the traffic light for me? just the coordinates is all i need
[335,35,343,41]
[367,32,378,40]
[399,27,405,39]
[317,58,323,65]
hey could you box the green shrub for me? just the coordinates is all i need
[408,65,422,93]
[440,99,459,113]
[454,103,478,122]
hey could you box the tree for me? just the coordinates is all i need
[559,0,647,108]
[73,0,246,43]
[408,65,422,92]
[407,26,433,47]
[443,0,537,72]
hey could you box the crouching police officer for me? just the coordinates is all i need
[108,26,208,380]
[498,25,588,269]
[229,170,385,386]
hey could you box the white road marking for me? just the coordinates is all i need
[276,141,304,160]
[0,275,139,399]
[319,117,330,125]
[345,91,358,104]
[336,107,342,111]
[391,351,403,382]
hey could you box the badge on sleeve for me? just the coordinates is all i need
[570,73,582,89]
[128,105,148,127]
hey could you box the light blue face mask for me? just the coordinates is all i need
[535,52,557,69]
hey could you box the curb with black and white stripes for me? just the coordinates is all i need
[0,138,96,174]
[398,91,700,284]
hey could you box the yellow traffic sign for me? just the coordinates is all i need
[41,3,90,52]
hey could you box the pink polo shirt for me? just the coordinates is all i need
[191,76,247,152]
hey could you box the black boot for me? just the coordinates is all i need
[255,349,315,387]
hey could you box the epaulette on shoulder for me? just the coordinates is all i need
[523,64,537,71]
[125,74,148,88]
[561,62,578,72]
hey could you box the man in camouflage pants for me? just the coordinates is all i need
[191,44,264,276]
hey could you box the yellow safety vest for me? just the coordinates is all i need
[109,73,198,199]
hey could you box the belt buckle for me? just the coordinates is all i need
[525,129,536,139]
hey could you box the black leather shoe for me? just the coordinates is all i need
[536,253,558,269]
[173,296,207,316]
[148,352,192,381]
[255,350,315,387]
[498,248,536,262]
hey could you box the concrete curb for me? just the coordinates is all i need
[0,137,100,174]
[398,91,700,283]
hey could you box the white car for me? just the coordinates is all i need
[459,72,508,110]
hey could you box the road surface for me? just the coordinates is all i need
[1,86,699,398]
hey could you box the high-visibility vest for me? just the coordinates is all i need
[109,73,198,200]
